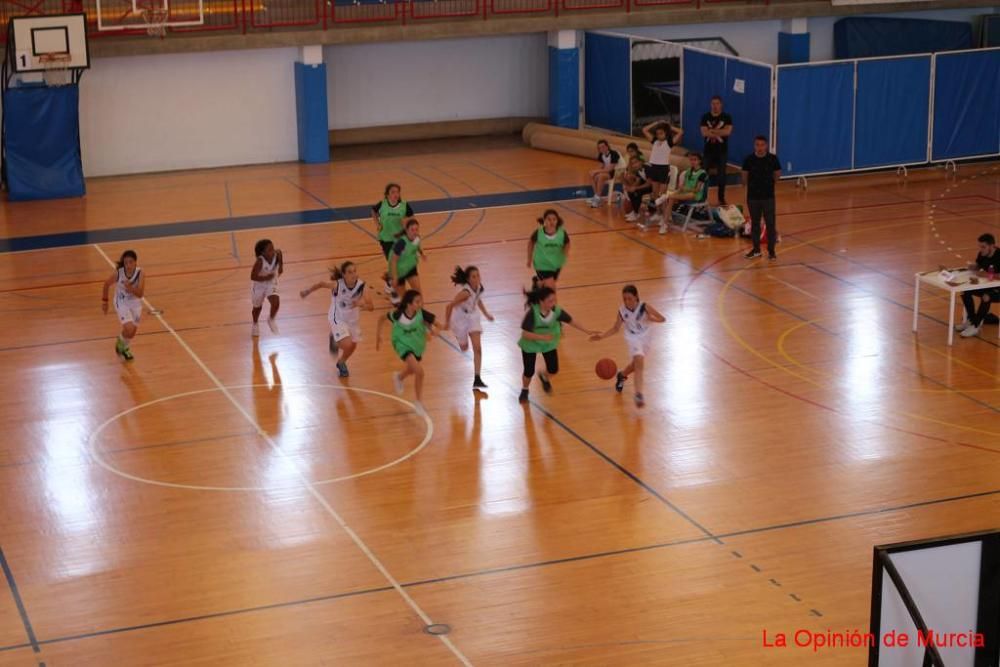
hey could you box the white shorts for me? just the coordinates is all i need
[451,311,482,348]
[625,331,650,358]
[116,299,142,326]
[330,318,362,343]
[251,281,278,308]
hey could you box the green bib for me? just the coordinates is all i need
[683,169,707,202]
[377,199,408,242]
[518,304,563,354]
[390,310,428,357]
[390,236,420,277]
[532,227,567,272]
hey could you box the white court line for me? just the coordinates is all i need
[766,275,819,300]
[92,243,472,666]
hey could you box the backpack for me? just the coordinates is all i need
[704,220,735,238]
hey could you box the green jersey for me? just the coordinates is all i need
[389,309,435,358]
[518,304,569,354]
[390,235,421,277]
[376,199,409,242]
[531,227,568,272]
[681,168,708,202]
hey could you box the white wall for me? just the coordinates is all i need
[325,34,548,129]
[79,48,299,177]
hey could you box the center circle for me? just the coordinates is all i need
[88,384,433,492]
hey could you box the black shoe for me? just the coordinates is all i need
[329,334,336,354]
[539,374,552,394]
[473,376,488,389]
[615,372,626,393]
[518,389,529,404]
[744,250,762,260]
[768,252,777,262]
[985,313,999,325]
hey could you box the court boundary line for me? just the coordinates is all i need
[3,485,997,654]
[90,244,472,666]
[0,545,39,653]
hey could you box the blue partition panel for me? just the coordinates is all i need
[681,49,726,152]
[932,49,1000,161]
[776,63,854,176]
[724,60,772,165]
[549,46,580,129]
[854,56,931,169]
[584,33,631,134]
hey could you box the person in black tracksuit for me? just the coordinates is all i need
[700,96,733,206]
[742,136,782,261]
[957,233,1000,338]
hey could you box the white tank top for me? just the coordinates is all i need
[650,140,671,166]
[115,266,142,304]
[458,284,483,315]
[258,254,279,284]
[330,278,365,323]
[619,302,648,336]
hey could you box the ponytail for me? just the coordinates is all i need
[450,265,479,286]
[330,260,355,281]
[395,289,421,318]
[536,209,564,229]
[524,285,555,308]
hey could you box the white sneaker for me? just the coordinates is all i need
[392,372,404,395]
[955,319,970,331]
[413,401,427,418]
[659,222,668,235]
[648,214,663,225]
[589,197,601,208]
[960,325,980,338]
[251,323,260,337]
[625,212,638,222]
[654,194,669,207]
[267,318,279,334]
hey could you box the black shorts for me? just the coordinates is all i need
[400,351,422,362]
[395,267,418,286]
[380,241,394,258]
[646,164,669,184]
[522,349,559,378]
[534,268,562,282]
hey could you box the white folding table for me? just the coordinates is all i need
[912,269,1000,346]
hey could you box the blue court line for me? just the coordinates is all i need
[0,186,584,254]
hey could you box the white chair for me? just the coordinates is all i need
[606,157,628,207]
[678,200,712,233]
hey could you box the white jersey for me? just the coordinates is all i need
[330,278,365,325]
[650,139,671,166]
[115,266,142,307]
[258,253,280,285]
[450,284,484,347]
[620,302,650,336]
[457,284,483,315]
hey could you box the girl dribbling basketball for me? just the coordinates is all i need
[250,238,283,337]
[590,285,665,407]
[101,249,145,361]
[444,265,495,390]
[300,261,374,378]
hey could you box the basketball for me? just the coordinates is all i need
[595,358,617,380]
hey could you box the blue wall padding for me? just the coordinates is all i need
[778,32,810,64]
[3,85,85,201]
[723,59,772,163]
[854,56,931,168]
[834,17,972,59]
[931,49,1000,161]
[776,63,854,176]
[584,32,631,135]
[681,48,726,154]
[294,62,330,164]
[548,46,580,129]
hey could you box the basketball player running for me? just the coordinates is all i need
[376,289,441,416]
[444,265,495,390]
[101,249,145,361]
[527,209,570,290]
[590,285,665,407]
[250,238,283,336]
[300,260,374,377]
[372,183,414,303]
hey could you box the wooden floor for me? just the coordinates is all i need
[1,144,999,666]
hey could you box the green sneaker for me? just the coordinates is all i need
[115,339,125,358]
[121,345,134,361]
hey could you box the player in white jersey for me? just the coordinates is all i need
[444,265,494,390]
[590,284,665,407]
[101,249,145,361]
[250,238,283,337]
[300,260,373,377]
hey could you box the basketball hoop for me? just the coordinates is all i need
[140,6,169,37]
[38,52,73,86]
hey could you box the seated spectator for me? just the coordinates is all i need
[625,142,646,165]
[588,140,621,208]
[622,157,652,223]
[643,153,707,235]
[958,233,1000,338]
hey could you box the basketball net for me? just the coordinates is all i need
[140,6,169,37]
[38,53,73,87]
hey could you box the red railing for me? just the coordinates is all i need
[0,0,765,39]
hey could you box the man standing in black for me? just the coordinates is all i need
[700,96,733,205]
[742,136,782,260]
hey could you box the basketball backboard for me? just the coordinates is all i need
[9,14,89,74]
[94,0,206,34]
